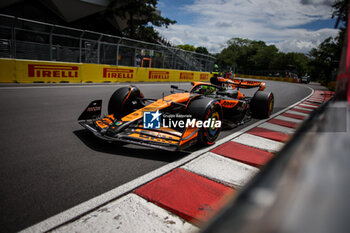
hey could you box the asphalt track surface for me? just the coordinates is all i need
[0,80,313,232]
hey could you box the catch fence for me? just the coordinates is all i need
[0,14,215,72]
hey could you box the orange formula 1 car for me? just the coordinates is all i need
[78,77,274,151]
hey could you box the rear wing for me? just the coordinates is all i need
[217,77,266,91]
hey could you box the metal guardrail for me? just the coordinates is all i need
[0,14,215,72]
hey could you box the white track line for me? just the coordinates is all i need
[307,99,323,103]
[182,152,259,189]
[274,115,303,123]
[299,103,318,108]
[232,134,284,153]
[20,86,314,233]
[293,106,313,111]
[258,122,296,134]
[285,110,309,116]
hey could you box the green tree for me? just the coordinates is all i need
[332,0,348,28]
[176,44,196,52]
[216,37,311,76]
[308,37,341,83]
[217,38,279,72]
[287,53,309,76]
[216,38,251,70]
[106,0,176,42]
[307,0,347,84]
[195,46,209,55]
[249,42,278,70]
[133,25,160,42]
[269,52,309,76]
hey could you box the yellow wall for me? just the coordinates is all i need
[0,58,297,84]
[0,58,212,83]
[0,59,16,82]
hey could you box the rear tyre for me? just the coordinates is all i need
[250,91,274,118]
[186,98,223,146]
[108,86,144,119]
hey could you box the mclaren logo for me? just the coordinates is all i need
[221,100,237,108]
[28,64,78,78]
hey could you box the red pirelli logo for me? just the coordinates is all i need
[103,68,134,79]
[180,72,194,80]
[149,71,169,79]
[28,64,79,78]
[200,73,209,80]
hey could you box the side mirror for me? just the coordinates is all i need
[171,85,178,89]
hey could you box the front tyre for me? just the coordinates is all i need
[108,86,144,119]
[186,98,223,146]
[250,91,274,118]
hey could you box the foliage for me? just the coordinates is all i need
[195,46,210,55]
[133,25,161,43]
[106,0,176,42]
[269,52,309,75]
[332,0,348,28]
[307,0,347,83]
[216,38,310,76]
[176,44,196,52]
[308,36,342,83]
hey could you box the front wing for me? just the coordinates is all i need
[79,120,199,152]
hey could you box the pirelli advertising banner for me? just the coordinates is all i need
[81,64,141,83]
[0,58,212,83]
[146,69,211,82]
[14,60,82,83]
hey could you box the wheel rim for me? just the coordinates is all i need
[208,111,220,136]
[204,107,221,143]
[268,95,274,115]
